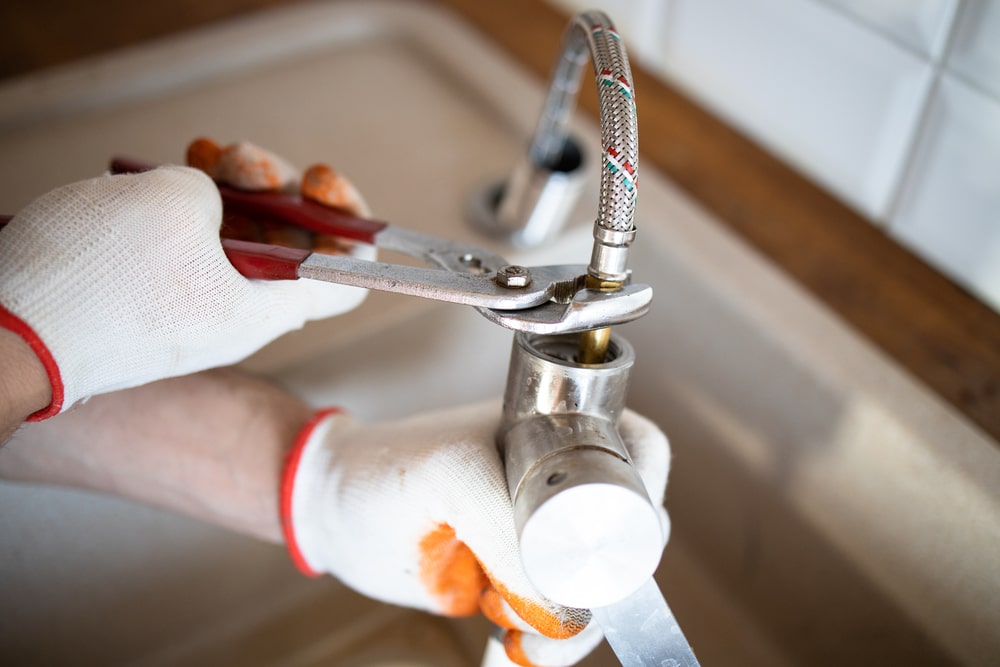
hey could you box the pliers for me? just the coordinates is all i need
[1,158,652,335]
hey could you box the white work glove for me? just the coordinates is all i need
[0,140,372,420]
[282,401,671,667]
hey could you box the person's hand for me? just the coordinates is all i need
[282,401,671,666]
[0,140,372,420]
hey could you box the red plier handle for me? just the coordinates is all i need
[0,158,385,281]
[106,157,390,280]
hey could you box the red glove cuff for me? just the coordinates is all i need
[280,406,342,577]
[0,304,63,421]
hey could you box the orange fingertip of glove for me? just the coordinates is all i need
[480,586,519,630]
[418,523,587,641]
[502,631,537,667]
[419,523,490,617]
[486,579,587,640]
[280,407,342,577]
[300,164,365,216]
[187,138,290,190]
[186,137,223,177]
[1,305,63,421]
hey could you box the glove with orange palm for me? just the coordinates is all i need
[281,401,671,667]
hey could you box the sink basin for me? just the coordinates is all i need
[1,1,997,665]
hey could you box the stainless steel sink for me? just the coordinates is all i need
[0,2,997,665]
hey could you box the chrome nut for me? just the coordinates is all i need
[496,265,531,288]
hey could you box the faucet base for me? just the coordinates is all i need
[466,136,585,248]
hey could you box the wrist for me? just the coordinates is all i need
[280,407,345,577]
[0,325,53,440]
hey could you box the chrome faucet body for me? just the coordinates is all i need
[495,7,653,608]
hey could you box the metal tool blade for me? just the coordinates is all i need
[592,577,700,667]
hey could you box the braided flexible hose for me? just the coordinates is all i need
[529,11,638,263]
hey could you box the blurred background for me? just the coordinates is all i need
[1,1,997,666]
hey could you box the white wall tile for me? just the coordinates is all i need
[946,0,1000,100]
[890,75,1000,311]
[647,0,933,220]
[815,0,958,59]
